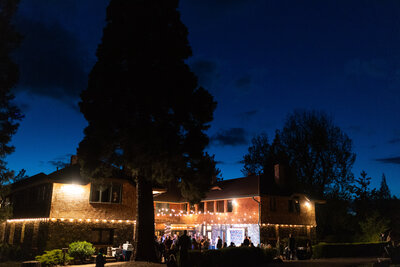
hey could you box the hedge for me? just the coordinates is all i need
[186,247,277,267]
[312,242,387,258]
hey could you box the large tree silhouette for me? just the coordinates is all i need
[242,110,355,199]
[78,0,216,261]
[0,0,23,220]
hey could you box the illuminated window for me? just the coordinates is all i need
[206,201,214,212]
[155,202,169,211]
[217,200,224,212]
[198,202,205,213]
[90,183,121,203]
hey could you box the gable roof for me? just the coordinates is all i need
[154,175,260,203]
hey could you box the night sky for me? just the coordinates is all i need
[6,0,400,195]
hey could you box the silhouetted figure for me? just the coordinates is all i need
[96,248,106,267]
[243,236,250,247]
[229,242,236,247]
[177,230,192,267]
[217,236,222,249]
[288,234,296,260]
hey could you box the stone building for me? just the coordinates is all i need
[153,165,317,247]
[2,157,317,252]
[1,159,137,253]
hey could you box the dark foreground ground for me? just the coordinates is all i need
[11,257,394,267]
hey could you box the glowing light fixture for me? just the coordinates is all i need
[304,201,311,209]
[61,184,84,197]
[232,199,238,206]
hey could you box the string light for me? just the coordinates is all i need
[7,218,136,224]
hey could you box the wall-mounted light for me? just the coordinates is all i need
[61,184,84,197]
[304,201,311,210]
[232,199,238,207]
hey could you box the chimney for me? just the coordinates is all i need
[274,164,286,188]
[70,155,78,165]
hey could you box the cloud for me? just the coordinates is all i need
[211,127,248,146]
[375,156,400,165]
[236,109,258,120]
[13,18,88,104]
[48,154,73,169]
[190,60,219,88]
[235,75,252,88]
[388,138,400,144]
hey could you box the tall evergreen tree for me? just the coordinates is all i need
[0,0,23,220]
[78,0,216,261]
[378,173,391,200]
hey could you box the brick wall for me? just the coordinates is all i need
[260,195,316,225]
[49,182,136,220]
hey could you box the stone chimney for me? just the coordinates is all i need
[70,155,78,165]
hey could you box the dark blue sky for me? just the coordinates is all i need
[7,0,400,195]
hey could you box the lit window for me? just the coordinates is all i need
[206,201,214,212]
[90,183,121,203]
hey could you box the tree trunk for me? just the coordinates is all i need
[134,174,157,262]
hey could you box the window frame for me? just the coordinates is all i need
[90,183,122,204]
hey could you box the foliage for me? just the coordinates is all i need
[0,244,31,262]
[312,242,387,258]
[78,0,216,261]
[0,0,24,221]
[187,247,277,267]
[241,110,355,199]
[68,241,95,263]
[35,249,73,266]
[278,110,355,199]
[378,173,391,200]
[358,212,390,242]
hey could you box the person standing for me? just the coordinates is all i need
[177,230,192,267]
[288,234,296,260]
[96,248,106,267]
[217,236,222,249]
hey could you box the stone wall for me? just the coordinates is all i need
[50,181,136,220]
[260,195,316,226]
[1,220,135,253]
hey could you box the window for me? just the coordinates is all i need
[217,200,224,212]
[198,202,205,213]
[294,197,300,213]
[206,201,214,212]
[227,200,233,212]
[155,202,170,212]
[91,228,114,245]
[90,183,121,203]
[190,203,195,212]
[270,197,277,212]
[288,199,294,212]
[182,203,188,212]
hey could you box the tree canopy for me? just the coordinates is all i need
[78,0,216,261]
[0,0,23,220]
[242,110,355,199]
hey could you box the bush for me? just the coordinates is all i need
[0,244,31,262]
[35,249,73,266]
[68,241,95,263]
[312,242,387,258]
[187,247,278,267]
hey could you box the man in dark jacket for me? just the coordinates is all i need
[177,230,191,267]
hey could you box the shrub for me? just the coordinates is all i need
[68,241,95,263]
[0,244,31,262]
[187,247,278,267]
[312,242,387,258]
[35,249,73,266]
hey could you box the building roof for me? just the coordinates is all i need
[154,175,260,203]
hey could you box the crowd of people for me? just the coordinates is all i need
[154,231,257,266]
